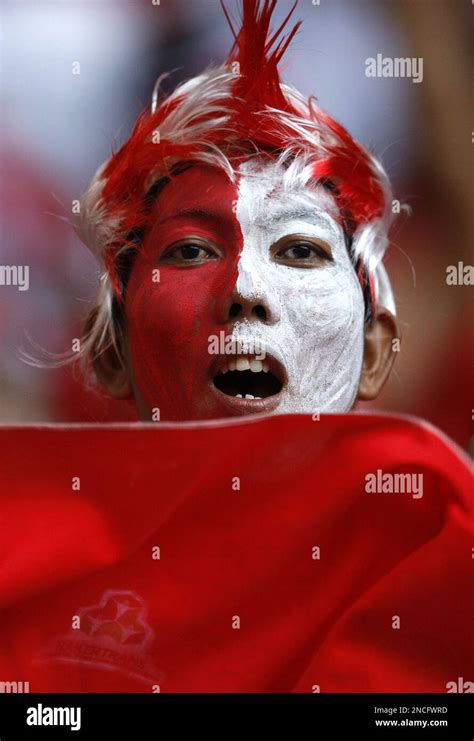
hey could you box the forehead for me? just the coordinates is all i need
[152,159,341,235]
[235,159,342,241]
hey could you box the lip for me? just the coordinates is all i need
[208,350,287,415]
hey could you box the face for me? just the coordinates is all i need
[124,158,366,421]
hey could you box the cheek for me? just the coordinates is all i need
[128,262,210,351]
[274,264,361,332]
[124,254,240,411]
[279,269,364,409]
[278,266,365,372]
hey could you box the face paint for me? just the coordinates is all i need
[229,159,366,415]
[125,158,365,421]
[125,164,242,421]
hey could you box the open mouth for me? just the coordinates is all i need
[212,356,285,401]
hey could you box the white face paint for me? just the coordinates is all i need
[231,158,366,414]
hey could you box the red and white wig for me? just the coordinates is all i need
[74,0,398,362]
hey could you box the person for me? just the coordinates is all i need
[74,0,400,422]
[0,0,471,696]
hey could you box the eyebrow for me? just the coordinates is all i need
[157,206,338,235]
[157,208,230,226]
[270,208,316,222]
[259,208,335,226]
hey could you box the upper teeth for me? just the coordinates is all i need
[221,357,269,374]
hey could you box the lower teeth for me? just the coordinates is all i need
[235,394,261,399]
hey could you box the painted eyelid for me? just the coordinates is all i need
[275,242,334,261]
[161,238,223,259]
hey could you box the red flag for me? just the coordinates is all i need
[0,413,472,692]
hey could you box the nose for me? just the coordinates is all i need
[218,262,281,325]
[227,297,269,322]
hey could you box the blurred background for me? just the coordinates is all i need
[0,0,472,448]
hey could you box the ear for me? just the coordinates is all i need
[84,308,133,399]
[357,307,399,400]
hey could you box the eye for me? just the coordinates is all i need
[282,244,317,260]
[272,236,334,267]
[161,239,220,265]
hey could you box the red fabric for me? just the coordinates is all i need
[0,413,472,693]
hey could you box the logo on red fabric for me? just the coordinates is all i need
[80,591,152,647]
[37,589,165,687]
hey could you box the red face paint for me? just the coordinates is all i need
[125,164,243,420]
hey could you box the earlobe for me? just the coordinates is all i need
[357,308,399,400]
[84,309,134,399]
[93,344,134,399]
